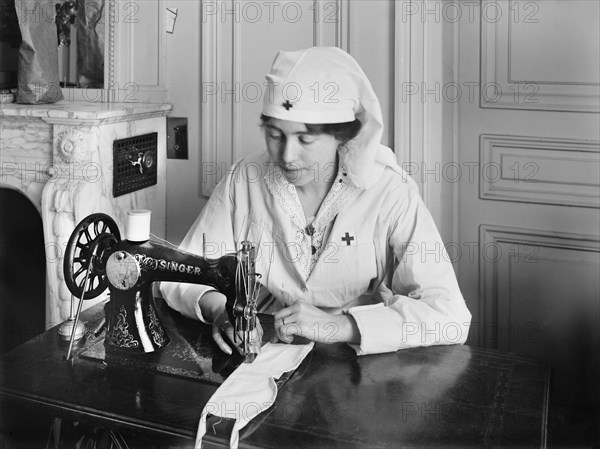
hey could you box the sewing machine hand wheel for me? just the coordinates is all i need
[64,213,121,300]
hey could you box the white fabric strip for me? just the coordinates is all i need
[196,342,315,449]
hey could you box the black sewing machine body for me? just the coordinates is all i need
[63,213,259,363]
[104,239,239,354]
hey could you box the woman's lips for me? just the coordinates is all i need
[280,165,304,173]
[280,165,306,182]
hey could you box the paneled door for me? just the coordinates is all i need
[456,0,600,420]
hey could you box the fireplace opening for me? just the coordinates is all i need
[0,188,46,354]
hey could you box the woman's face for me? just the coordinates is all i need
[264,118,340,188]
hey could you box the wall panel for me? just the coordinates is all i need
[479,225,600,408]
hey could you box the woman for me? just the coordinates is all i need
[160,47,471,356]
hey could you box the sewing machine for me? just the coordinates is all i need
[62,212,261,363]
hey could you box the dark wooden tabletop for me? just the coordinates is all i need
[0,301,550,448]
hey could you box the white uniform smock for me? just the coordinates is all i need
[160,147,471,356]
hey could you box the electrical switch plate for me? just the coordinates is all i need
[167,117,188,159]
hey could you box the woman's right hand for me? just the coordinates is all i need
[200,291,262,356]
[199,291,233,354]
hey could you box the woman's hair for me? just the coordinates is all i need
[260,114,362,146]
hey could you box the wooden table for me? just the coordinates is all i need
[0,301,550,448]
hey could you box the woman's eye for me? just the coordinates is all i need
[268,132,283,140]
[299,135,316,145]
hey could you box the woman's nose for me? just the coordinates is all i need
[280,139,299,165]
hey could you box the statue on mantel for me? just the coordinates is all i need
[55,0,78,48]
[76,0,105,88]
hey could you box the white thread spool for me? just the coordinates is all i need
[126,209,151,242]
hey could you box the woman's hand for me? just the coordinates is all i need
[201,291,263,356]
[273,301,360,345]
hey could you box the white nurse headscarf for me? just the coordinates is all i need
[262,46,386,190]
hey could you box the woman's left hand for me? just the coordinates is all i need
[273,301,359,345]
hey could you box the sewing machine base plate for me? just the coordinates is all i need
[79,338,106,362]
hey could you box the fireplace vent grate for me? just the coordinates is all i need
[113,133,158,198]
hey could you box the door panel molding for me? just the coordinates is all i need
[480,0,600,112]
[479,225,600,348]
[480,134,600,208]
[113,0,167,102]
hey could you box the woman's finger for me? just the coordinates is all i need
[276,322,296,344]
[212,322,232,355]
[274,306,296,327]
[274,307,296,343]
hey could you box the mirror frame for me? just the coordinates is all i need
[60,0,115,103]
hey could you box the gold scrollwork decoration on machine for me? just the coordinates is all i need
[108,305,139,348]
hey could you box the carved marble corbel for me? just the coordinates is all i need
[41,125,102,327]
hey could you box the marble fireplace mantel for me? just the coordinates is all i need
[0,101,171,329]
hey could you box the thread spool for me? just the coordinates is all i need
[126,209,151,242]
